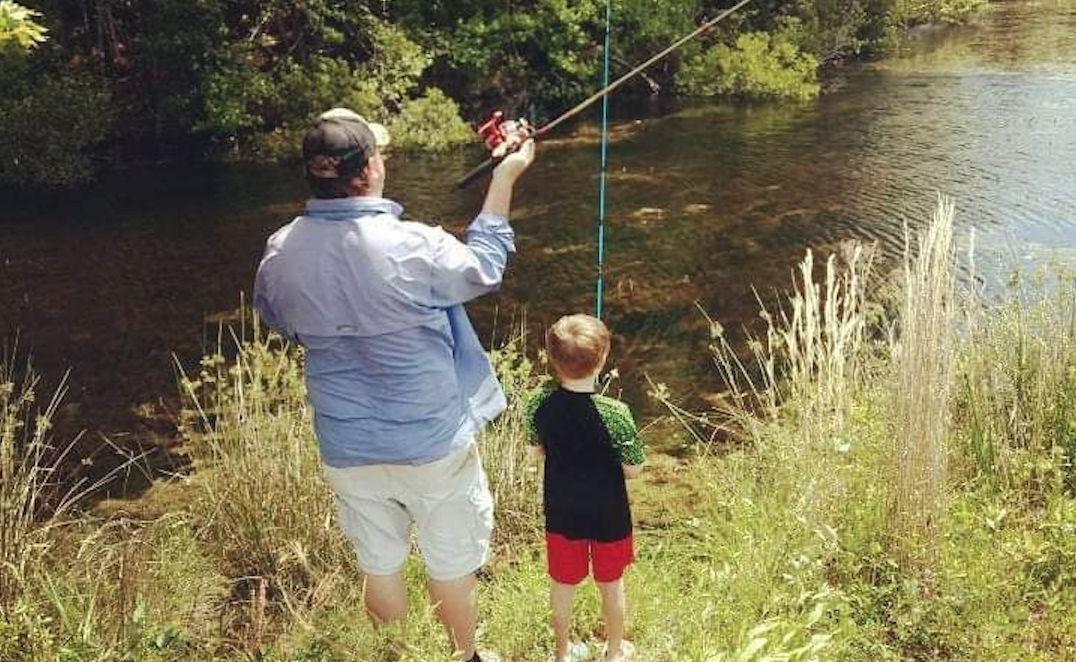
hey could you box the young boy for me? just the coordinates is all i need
[526,314,645,662]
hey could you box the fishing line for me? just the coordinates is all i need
[595,0,612,320]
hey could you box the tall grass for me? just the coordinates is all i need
[25,515,229,659]
[675,239,880,553]
[887,197,958,569]
[0,348,85,613]
[482,330,544,548]
[957,265,1076,497]
[638,221,886,662]
[702,242,877,438]
[177,320,352,600]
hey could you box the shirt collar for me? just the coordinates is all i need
[304,196,403,220]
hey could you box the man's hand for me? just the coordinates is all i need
[482,137,535,216]
[492,137,535,184]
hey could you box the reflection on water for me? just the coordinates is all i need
[1,0,1075,453]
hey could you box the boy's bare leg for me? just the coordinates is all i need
[597,579,627,661]
[550,581,578,661]
[429,573,479,660]
[364,572,408,624]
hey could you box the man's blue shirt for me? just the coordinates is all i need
[253,196,512,467]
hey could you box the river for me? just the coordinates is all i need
[1,0,1074,482]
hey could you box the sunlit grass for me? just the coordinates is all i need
[887,196,957,570]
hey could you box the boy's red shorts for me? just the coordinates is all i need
[546,532,634,585]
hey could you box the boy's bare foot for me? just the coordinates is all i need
[603,639,635,662]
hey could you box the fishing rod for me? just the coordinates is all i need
[455,0,755,189]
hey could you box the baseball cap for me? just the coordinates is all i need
[303,108,392,180]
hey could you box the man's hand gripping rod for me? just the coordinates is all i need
[454,0,755,189]
[455,112,540,189]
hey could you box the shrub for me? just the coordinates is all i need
[446,0,606,112]
[677,30,820,101]
[212,20,462,157]
[198,44,274,140]
[247,55,382,160]
[388,88,476,151]
[0,71,113,188]
[891,0,986,27]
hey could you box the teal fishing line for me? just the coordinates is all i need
[596,0,612,320]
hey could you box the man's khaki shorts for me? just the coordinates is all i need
[322,442,494,581]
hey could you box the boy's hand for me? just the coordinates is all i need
[622,463,644,479]
[526,445,546,459]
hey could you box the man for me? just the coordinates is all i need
[253,108,535,662]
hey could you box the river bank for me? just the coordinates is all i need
[6,199,1076,660]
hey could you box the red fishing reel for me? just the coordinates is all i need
[455,111,536,189]
[476,111,534,152]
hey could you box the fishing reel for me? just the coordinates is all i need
[476,111,534,153]
[454,111,535,189]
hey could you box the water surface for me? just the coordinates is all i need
[2,0,1074,466]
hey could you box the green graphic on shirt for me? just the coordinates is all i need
[525,386,645,465]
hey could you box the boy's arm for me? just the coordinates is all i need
[524,385,551,457]
[597,397,646,479]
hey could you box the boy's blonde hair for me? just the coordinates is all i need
[546,314,611,381]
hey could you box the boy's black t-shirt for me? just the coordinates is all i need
[526,386,643,542]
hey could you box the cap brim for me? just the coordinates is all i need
[311,107,391,155]
[366,122,391,148]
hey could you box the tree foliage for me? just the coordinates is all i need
[895,0,986,26]
[678,30,820,101]
[0,71,113,187]
[0,0,986,188]
[0,1,45,50]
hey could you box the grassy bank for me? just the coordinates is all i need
[5,197,1076,661]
